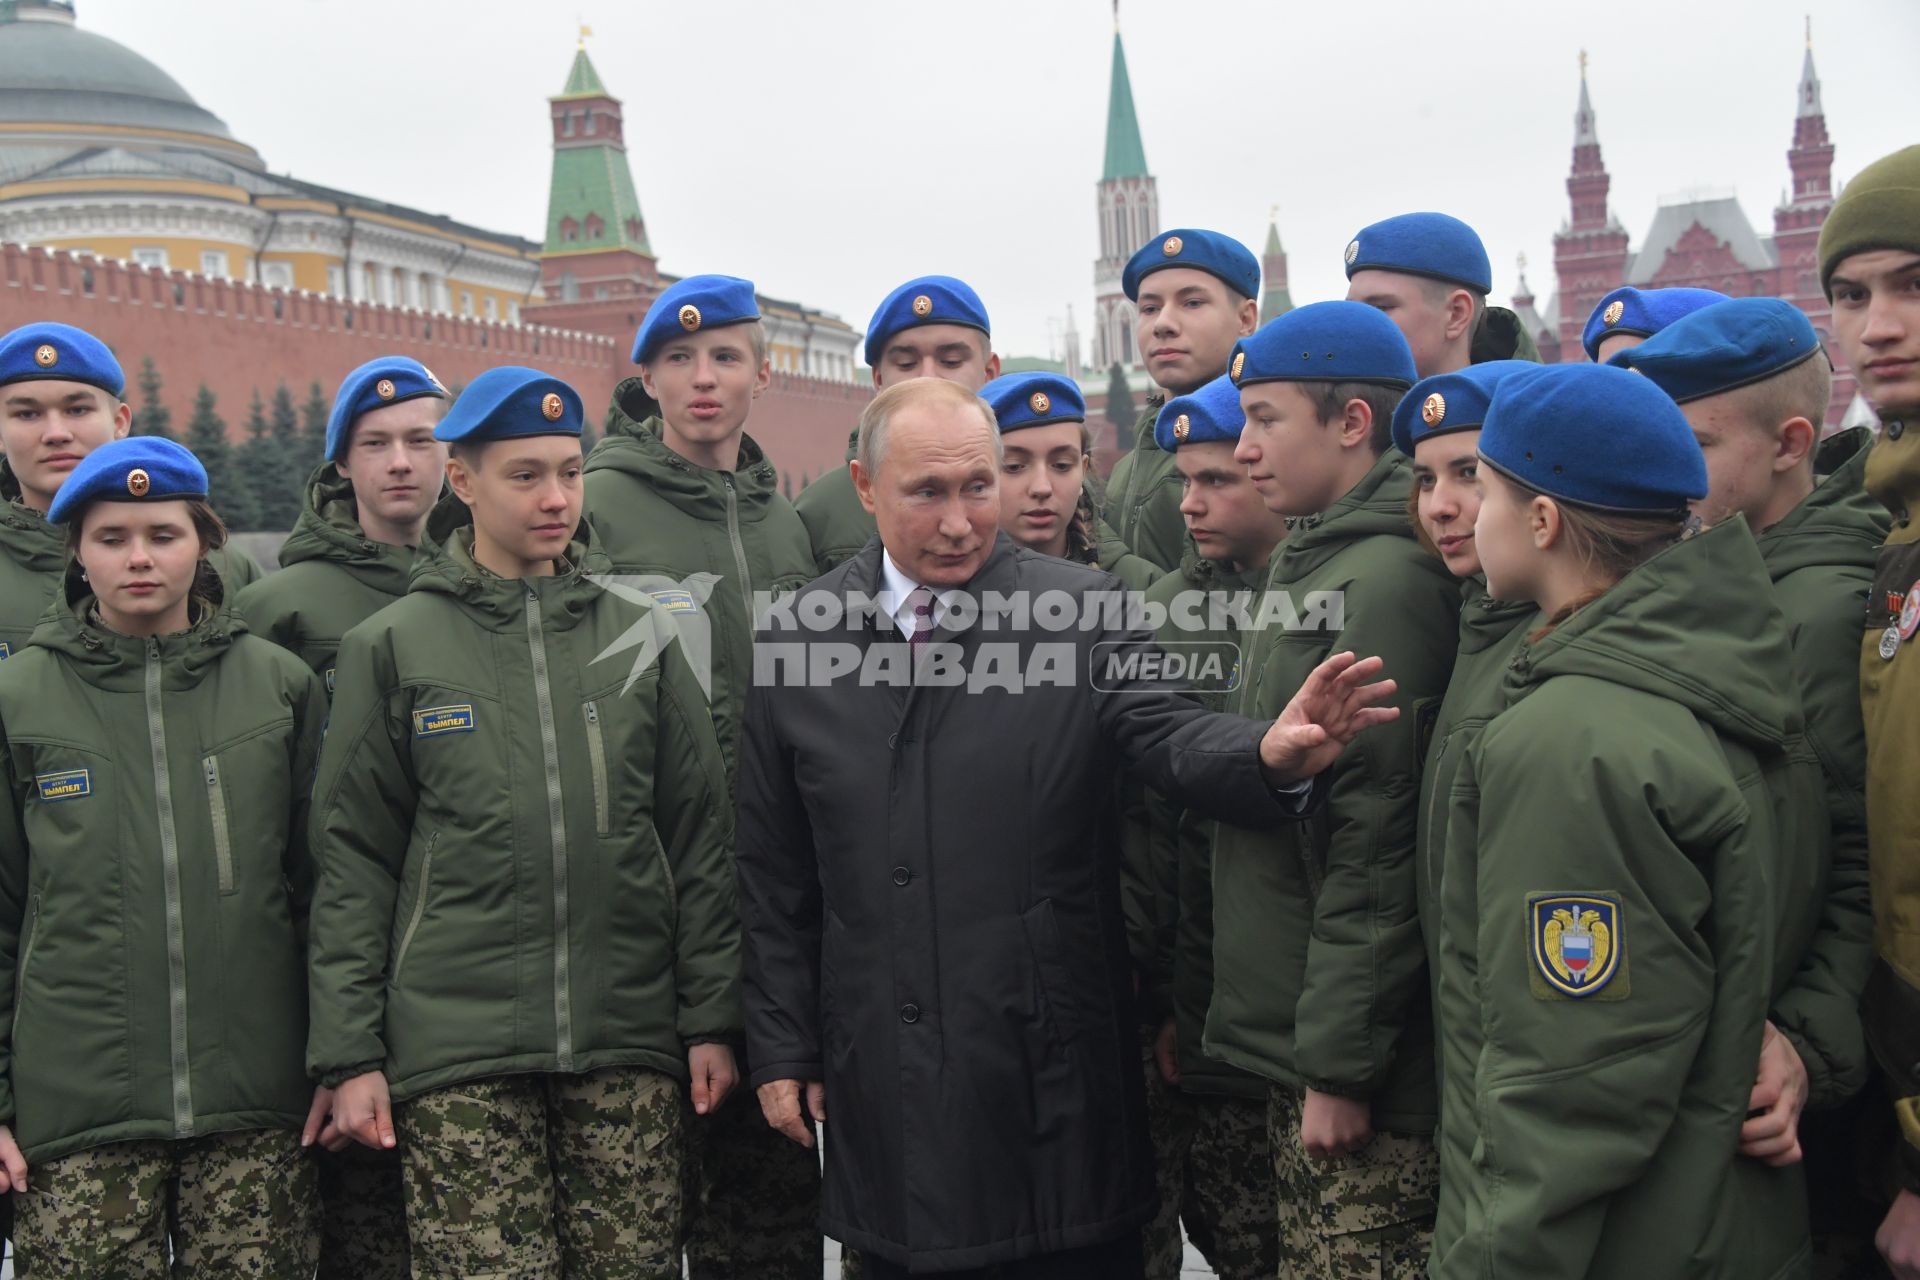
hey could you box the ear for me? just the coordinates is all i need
[333,459,351,481]
[112,399,134,440]
[444,454,477,506]
[850,459,877,515]
[1336,397,1374,450]
[1443,289,1475,343]
[1775,416,1818,473]
[753,357,772,399]
[983,351,1002,382]
[1237,296,1260,336]
[637,363,659,401]
[1529,494,1562,551]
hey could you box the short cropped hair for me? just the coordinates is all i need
[1293,380,1408,454]
[1731,352,1834,460]
[856,378,999,477]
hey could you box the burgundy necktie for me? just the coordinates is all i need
[907,586,935,661]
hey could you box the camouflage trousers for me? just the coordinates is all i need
[398,1066,684,1279]
[11,1126,319,1278]
[315,1135,410,1279]
[1268,1085,1437,1280]
[1141,1052,1277,1280]
[684,1080,823,1279]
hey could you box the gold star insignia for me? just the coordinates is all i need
[1422,393,1446,426]
[679,304,702,332]
[375,378,397,400]
[1172,413,1191,443]
[1230,352,1245,382]
[911,294,933,317]
[1162,235,1183,256]
[33,343,57,368]
[541,393,565,421]
[126,468,150,497]
[1029,391,1051,415]
[1603,299,1625,326]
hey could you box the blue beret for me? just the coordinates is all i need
[1154,374,1244,451]
[47,436,206,525]
[325,356,449,460]
[632,274,761,366]
[981,372,1084,433]
[1343,212,1492,295]
[1580,286,1729,362]
[433,366,584,444]
[864,276,990,368]
[1229,301,1417,391]
[1479,363,1706,513]
[0,322,124,398]
[1123,229,1260,302]
[1390,360,1536,457]
[1610,297,1823,405]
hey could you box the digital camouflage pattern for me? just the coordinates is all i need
[12,1128,318,1278]
[1140,1049,1277,1280]
[1268,1086,1436,1280]
[315,1142,410,1280]
[398,1066,683,1279]
[684,1091,824,1279]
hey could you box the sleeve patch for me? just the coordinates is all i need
[1528,892,1628,1001]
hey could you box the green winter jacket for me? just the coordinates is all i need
[793,428,871,575]
[1102,397,1190,574]
[584,387,818,776]
[1091,520,1161,593]
[1122,546,1270,1099]
[1203,451,1459,1130]
[1430,519,1826,1280]
[1754,427,1884,1109]
[305,513,738,1100]
[1414,577,1536,987]
[0,577,326,1163]
[1468,304,1542,366]
[234,464,418,687]
[0,460,263,661]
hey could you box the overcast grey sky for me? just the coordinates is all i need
[85,0,1920,361]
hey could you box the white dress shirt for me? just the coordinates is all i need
[879,551,965,640]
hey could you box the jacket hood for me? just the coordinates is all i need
[1757,426,1886,582]
[0,458,64,575]
[31,566,243,686]
[586,382,784,520]
[1510,517,1801,749]
[412,492,609,630]
[1458,575,1537,656]
[1472,306,1542,365]
[274,462,416,594]
[1176,534,1269,592]
[1270,450,1419,580]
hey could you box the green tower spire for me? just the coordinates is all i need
[543,44,651,257]
[1101,18,1149,182]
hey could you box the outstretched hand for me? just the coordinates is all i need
[1259,651,1399,786]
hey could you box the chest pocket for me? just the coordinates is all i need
[402,686,505,801]
[12,740,112,860]
[201,718,296,895]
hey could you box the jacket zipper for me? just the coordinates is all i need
[525,587,575,1072]
[12,893,38,1039]
[1424,728,1454,917]
[392,831,439,982]
[583,701,609,836]
[203,757,234,894]
[145,638,194,1137]
[721,473,755,617]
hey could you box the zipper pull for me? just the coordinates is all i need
[203,760,217,785]
[585,701,599,725]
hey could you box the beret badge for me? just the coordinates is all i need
[1230,352,1245,382]
[1344,239,1360,265]
[541,393,565,422]
[911,294,933,317]
[33,343,57,368]
[1602,300,1625,326]
[126,467,150,497]
[1172,413,1191,443]
[423,365,446,394]
[678,304,702,332]
[1029,391,1051,415]
[375,378,397,401]
[1421,393,1446,426]
[1162,235,1183,257]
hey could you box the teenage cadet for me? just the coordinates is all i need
[1815,143,1920,1279]
[236,357,447,1279]
[583,275,821,1279]
[0,436,329,1276]
[307,367,738,1279]
[981,371,1157,589]
[1105,229,1261,572]
[1208,301,1460,1276]
[794,276,997,573]
[1342,212,1539,378]
[1391,360,1538,995]
[1,323,260,659]
[1620,297,1885,1273]
[1581,285,1728,363]
[1125,374,1285,1280]
[238,356,448,688]
[1430,362,1827,1278]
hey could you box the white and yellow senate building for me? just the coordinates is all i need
[0,0,541,324]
